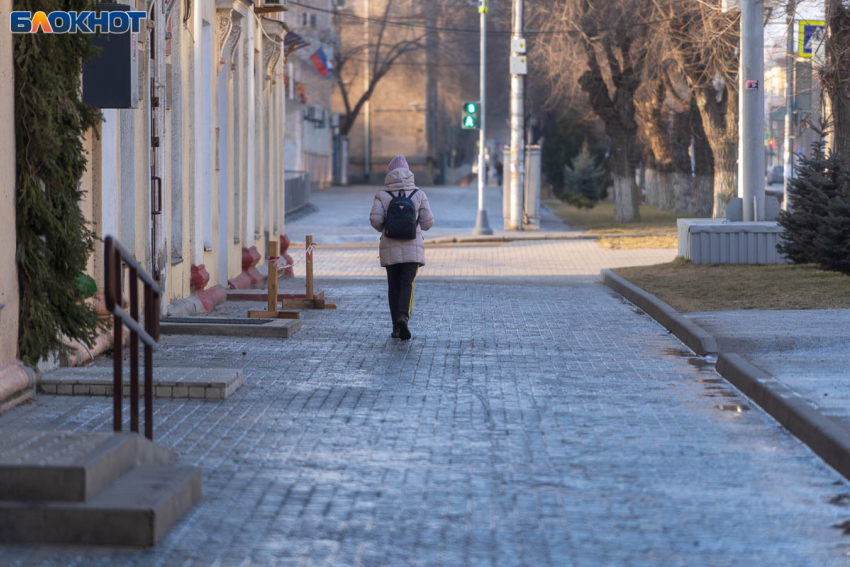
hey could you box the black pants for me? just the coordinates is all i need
[386,263,419,323]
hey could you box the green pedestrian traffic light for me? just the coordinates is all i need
[462,101,479,129]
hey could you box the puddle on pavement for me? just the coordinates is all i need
[833,520,850,535]
[715,404,751,412]
[659,344,750,410]
[687,357,716,372]
[662,347,692,358]
[829,494,850,507]
[699,392,740,400]
[660,348,717,373]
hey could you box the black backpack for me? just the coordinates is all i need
[383,189,419,240]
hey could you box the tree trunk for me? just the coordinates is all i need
[644,156,659,206]
[712,163,737,218]
[611,132,641,223]
[692,98,714,217]
[671,109,695,213]
[694,86,738,218]
[638,76,673,210]
[656,167,676,211]
[824,0,850,156]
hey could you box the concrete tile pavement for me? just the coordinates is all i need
[2,270,850,564]
[278,239,676,281]
[284,184,572,246]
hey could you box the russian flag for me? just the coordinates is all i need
[310,48,332,77]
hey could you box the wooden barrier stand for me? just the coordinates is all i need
[247,241,300,320]
[277,235,336,310]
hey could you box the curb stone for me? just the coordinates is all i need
[427,232,677,245]
[716,353,850,481]
[603,268,850,482]
[601,269,718,356]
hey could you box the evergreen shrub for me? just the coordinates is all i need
[14,0,104,366]
[555,140,605,209]
[778,145,850,275]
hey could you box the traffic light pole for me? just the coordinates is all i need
[508,0,524,231]
[473,2,493,235]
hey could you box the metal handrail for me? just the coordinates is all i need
[104,235,161,440]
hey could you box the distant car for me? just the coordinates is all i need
[767,165,784,185]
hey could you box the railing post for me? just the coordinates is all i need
[105,238,123,432]
[104,235,160,440]
[144,284,154,441]
[129,268,139,433]
[306,235,314,301]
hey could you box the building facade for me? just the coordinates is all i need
[284,0,335,193]
[0,0,295,402]
[0,0,32,409]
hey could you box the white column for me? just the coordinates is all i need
[101,110,120,240]
[191,3,204,262]
[245,21,256,244]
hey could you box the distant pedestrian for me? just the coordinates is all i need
[495,158,504,186]
[370,155,434,340]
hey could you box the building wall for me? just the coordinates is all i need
[0,0,18,367]
[69,0,288,354]
[285,0,335,189]
[332,0,431,183]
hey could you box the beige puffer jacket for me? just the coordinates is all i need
[370,168,434,266]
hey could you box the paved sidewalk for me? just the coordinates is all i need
[3,268,850,564]
[281,240,676,280]
[285,185,571,245]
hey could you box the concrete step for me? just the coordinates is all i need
[160,316,301,338]
[0,430,176,502]
[40,366,245,400]
[0,465,202,546]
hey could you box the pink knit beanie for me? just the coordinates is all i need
[387,154,409,172]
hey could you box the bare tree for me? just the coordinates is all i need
[822,0,850,155]
[530,0,658,223]
[333,0,426,136]
[637,65,712,215]
[661,0,740,218]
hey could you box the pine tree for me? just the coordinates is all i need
[558,140,605,208]
[778,144,850,274]
[815,185,850,274]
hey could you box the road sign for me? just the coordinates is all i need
[800,20,825,58]
[462,101,479,129]
[478,0,488,13]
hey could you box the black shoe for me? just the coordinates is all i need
[391,322,400,339]
[396,317,411,341]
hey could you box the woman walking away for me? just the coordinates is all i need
[370,155,434,340]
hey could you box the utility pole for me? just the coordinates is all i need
[783,4,795,211]
[508,0,525,230]
[364,0,371,183]
[739,0,766,221]
[473,0,493,235]
[426,9,438,186]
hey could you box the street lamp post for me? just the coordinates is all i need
[473,0,493,235]
[739,0,766,221]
